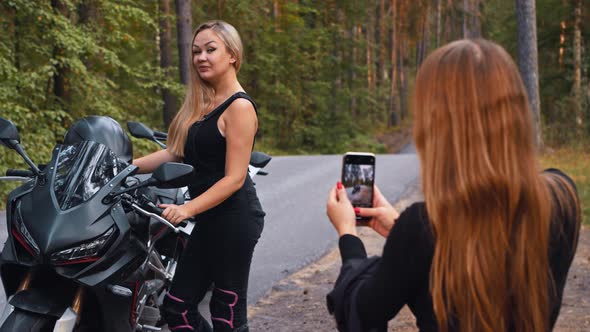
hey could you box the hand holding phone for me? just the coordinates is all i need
[326,182,358,237]
[341,152,375,226]
[354,186,399,237]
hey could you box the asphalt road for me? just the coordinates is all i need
[249,153,419,302]
[0,153,420,327]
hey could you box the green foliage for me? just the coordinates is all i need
[3,0,587,211]
[483,0,590,144]
[0,0,181,208]
[193,0,399,153]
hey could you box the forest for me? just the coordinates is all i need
[0,0,589,203]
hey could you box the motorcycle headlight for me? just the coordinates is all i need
[12,201,40,256]
[50,226,116,265]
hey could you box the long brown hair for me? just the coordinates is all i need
[412,39,578,332]
[167,20,243,157]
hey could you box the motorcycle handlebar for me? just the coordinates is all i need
[142,200,188,228]
[133,194,189,229]
[6,169,34,177]
[131,202,180,233]
[153,131,167,140]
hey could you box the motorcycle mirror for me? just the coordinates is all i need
[127,121,155,140]
[0,117,20,149]
[151,162,194,189]
[250,151,272,168]
[0,117,42,177]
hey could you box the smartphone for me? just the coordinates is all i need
[341,152,375,225]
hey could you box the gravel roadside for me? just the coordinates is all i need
[247,184,590,331]
[247,182,424,331]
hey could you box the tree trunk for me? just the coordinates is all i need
[367,7,375,94]
[160,0,177,128]
[572,0,583,132]
[463,0,471,38]
[559,20,566,67]
[218,0,225,18]
[463,0,480,38]
[389,0,399,126]
[471,0,481,38]
[417,3,429,68]
[246,27,259,100]
[273,0,281,32]
[10,6,20,79]
[399,38,408,120]
[515,0,542,146]
[78,0,97,70]
[175,0,192,85]
[377,0,387,84]
[333,3,343,93]
[366,30,373,92]
[350,25,359,118]
[78,1,97,25]
[51,0,69,107]
[435,0,442,47]
[587,86,590,130]
[443,0,456,43]
[397,0,408,120]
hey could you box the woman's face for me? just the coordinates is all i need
[192,29,236,82]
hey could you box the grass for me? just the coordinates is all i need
[539,146,589,225]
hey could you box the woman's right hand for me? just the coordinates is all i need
[326,182,358,237]
[355,185,399,237]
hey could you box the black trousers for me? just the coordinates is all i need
[162,206,264,332]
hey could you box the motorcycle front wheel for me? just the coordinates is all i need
[0,309,55,332]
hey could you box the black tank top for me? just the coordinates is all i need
[183,92,258,202]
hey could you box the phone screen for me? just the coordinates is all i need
[342,153,375,210]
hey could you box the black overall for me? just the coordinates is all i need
[162,92,265,332]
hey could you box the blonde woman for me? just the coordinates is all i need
[326,39,581,332]
[133,20,264,332]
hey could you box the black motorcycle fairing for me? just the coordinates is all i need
[0,265,135,332]
[8,288,72,317]
[53,141,126,210]
[91,282,137,332]
[1,143,139,285]
[0,263,27,299]
[0,130,194,331]
[74,204,144,287]
[14,143,136,257]
[2,179,37,264]
[0,139,179,283]
[63,115,133,164]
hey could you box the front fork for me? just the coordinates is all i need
[0,269,85,332]
[53,271,86,332]
[16,270,33,291]
[0,269,33,325]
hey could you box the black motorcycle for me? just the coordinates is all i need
[0,116,198,332]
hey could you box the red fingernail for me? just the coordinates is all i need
[354,207,360,214]
[337,182,343,189]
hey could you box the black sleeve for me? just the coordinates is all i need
[543,168,582,328]
[327,257,387,332]
[544,168,577,190]
[331,203,433,330]
[339,234,368,261]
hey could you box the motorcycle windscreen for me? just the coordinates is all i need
[53,140,127,210]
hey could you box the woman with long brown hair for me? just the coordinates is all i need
[326,39,581,332]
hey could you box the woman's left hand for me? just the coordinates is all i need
[159,203,192,225]
[326,182,358,237]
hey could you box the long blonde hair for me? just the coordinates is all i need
[167,20,243,157]
[413,39,579,332]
